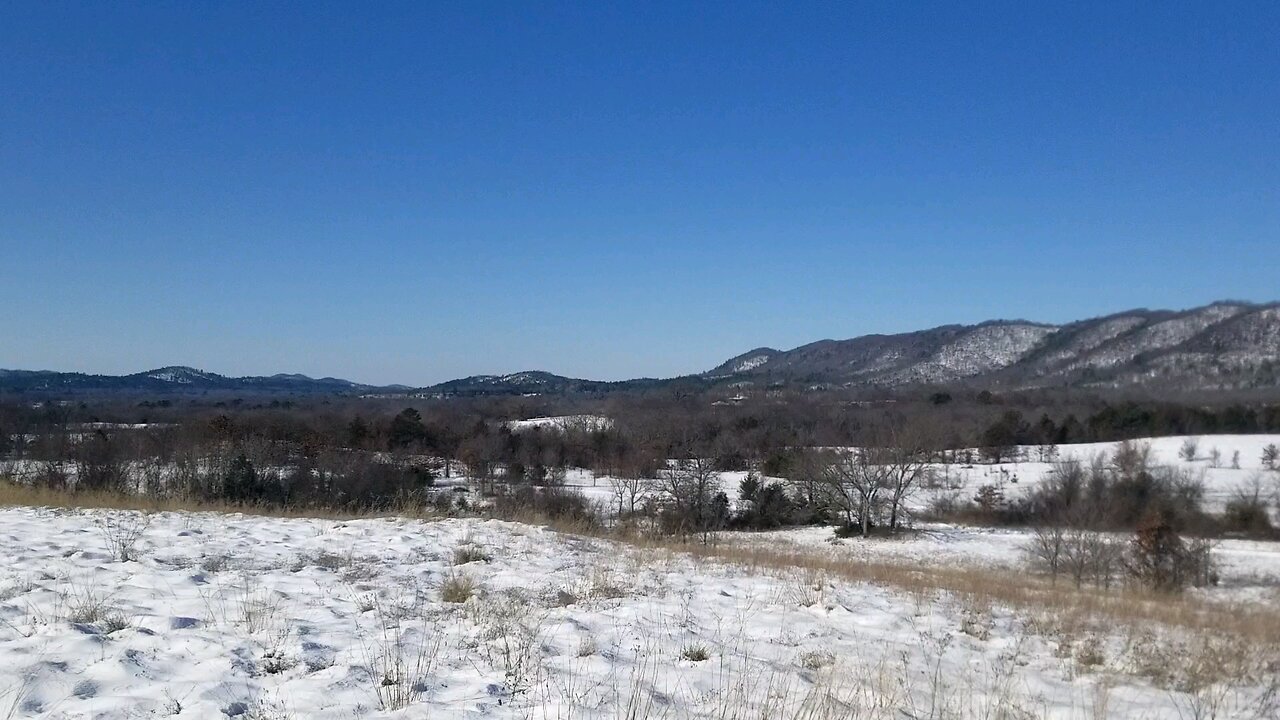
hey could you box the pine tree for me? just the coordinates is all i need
[1262,444,1279,470]
[347,416,372,447]
[388,408,426,449]
[223,453,261,502]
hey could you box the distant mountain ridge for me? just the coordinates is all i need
[706,301,1280,391]
[0,366,403,395]
[4,302,1278,397]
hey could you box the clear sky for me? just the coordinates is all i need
[1,2,1277,385]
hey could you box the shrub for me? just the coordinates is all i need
[733,478,798,529]
[797,649,835,671]
[1126,511,1217,592]
[1262,443,1279,470]
[1179,438,1199,462]
[491,484,600,528]
[452,544,490,565]
[98,513,152,562]
[680,644,710,662]
[440,573,476,603]
[1222,479,1275,537]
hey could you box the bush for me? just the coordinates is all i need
[1222,479,1275,537]
[452,544,490,565]
[1262,443,1279,470]
[221,453,266,503]
[733,477,798,529]
[680,644,710,662]
[1126,511,1217,592]
[491,485,600,528]
[440,572,476,603]
[1023,453,1210,533]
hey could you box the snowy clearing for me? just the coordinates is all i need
[549,434,1280,516]
[0,508,1277,718]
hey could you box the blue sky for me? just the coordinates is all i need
[1,2,1277,385]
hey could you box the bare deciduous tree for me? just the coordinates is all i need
[654,457,723,543]
[819,448,889,537]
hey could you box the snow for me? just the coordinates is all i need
[504,415,613,433]
[148,371,193,384]
[554,435,1280,520]
[895,324,1058,382]
[145,368,214,384]
[1,507,1274,718]
[920,434,1280,514]
[731,355,771,373]
[739,523,1280,603]
[1069,305,1246,374]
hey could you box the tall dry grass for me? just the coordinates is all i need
[0,478,435,520]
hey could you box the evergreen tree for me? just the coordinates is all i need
[347,416,372,447]
[223,453,262,503]
[388,408,426,449]
[1262,444,1279,470]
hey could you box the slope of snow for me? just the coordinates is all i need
[0,509,1273,718]
[732,354,771,373]
[1071,305,1246,372]
[741,523,1280,603]
[1030,316,1147,372]
[917,434,1280,514]
[504,415,613,432]
[893,324,1058,383]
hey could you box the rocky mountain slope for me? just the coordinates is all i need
[708,302,1280,391]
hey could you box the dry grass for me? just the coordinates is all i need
[680,644,710,662]
[440,572,477,604]
[98,512,152,562]
[609,535,1280,650]
[0,479,434,521]
[356,597,443,712]
[452,544,491,565]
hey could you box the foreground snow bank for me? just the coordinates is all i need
[0,508,1274,718]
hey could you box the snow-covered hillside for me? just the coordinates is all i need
[503,415,614,433]
[916,434,1280,514]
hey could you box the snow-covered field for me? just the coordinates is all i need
[916,434,1280,514]
[735,523,1280,604]
[1,507,1277,719]
[553,435,1280,516]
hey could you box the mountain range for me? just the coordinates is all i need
[4,302,1278,397]
[706,301,1280,391]
[0,366,410,395]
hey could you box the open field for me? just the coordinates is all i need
[1,505,1278,719]
[549,434,1280,519]
[2,432,1280,718]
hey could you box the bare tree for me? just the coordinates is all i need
[611,468,649,518]
[786,449,837,521]
[1026,523,1067,585]
[875,438,934,532]
[654,457,723,543]
[1061,526,1124,589]
[820,448,889,537]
